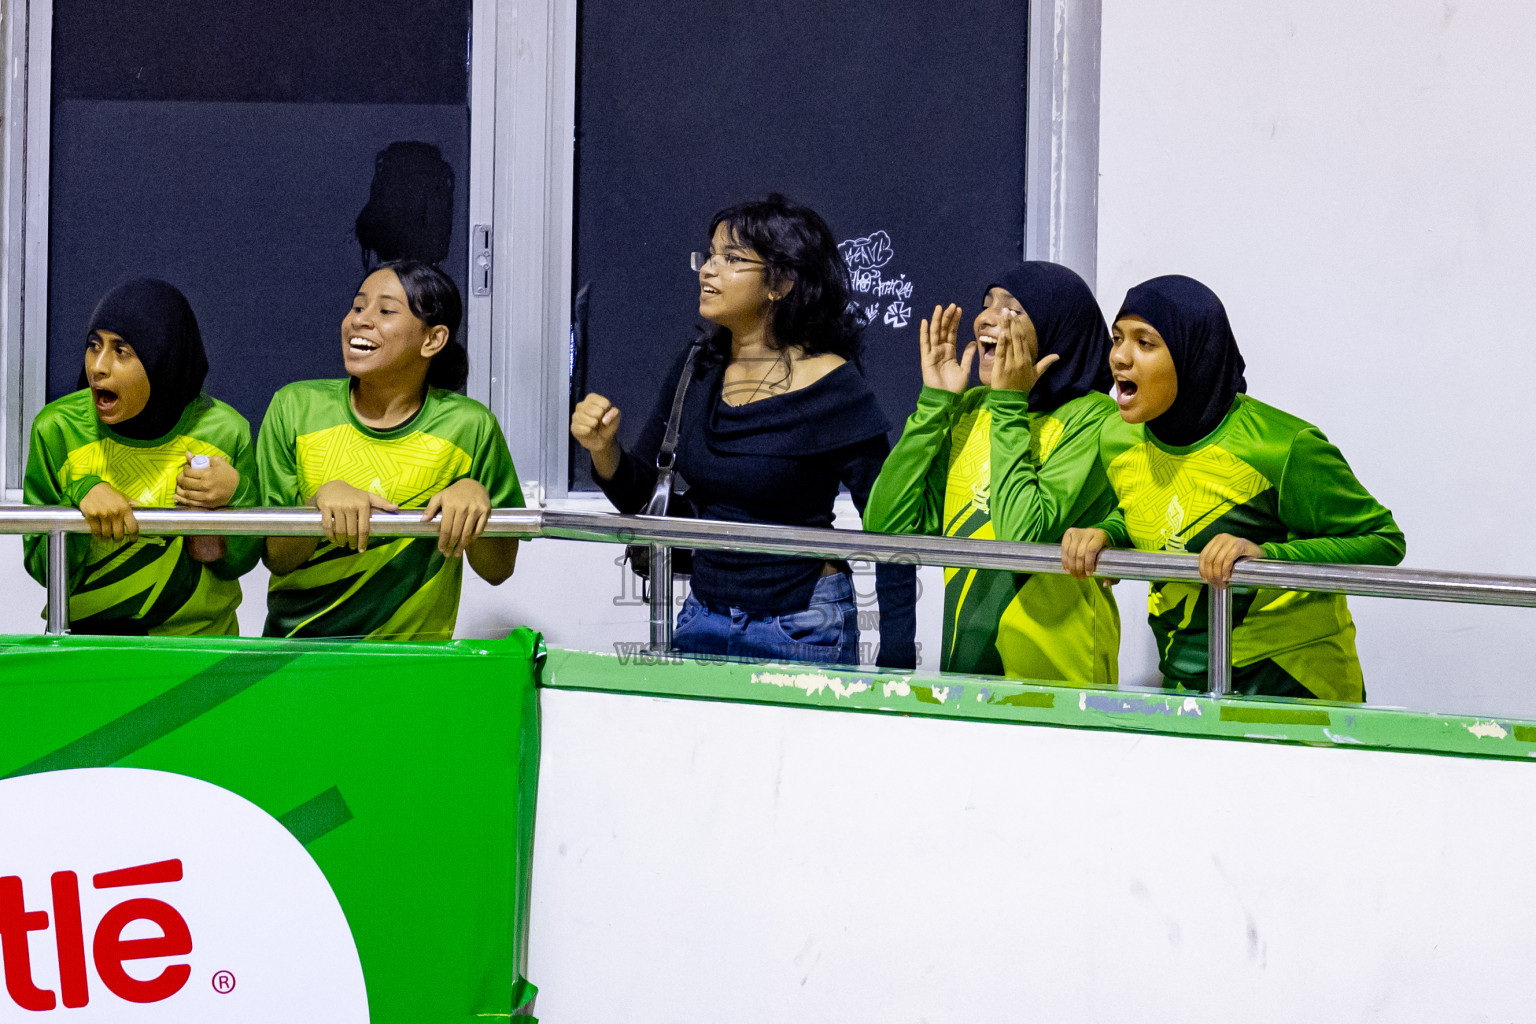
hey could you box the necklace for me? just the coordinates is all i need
[722,349,792,406]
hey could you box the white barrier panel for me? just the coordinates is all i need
[530,687,1536,1022]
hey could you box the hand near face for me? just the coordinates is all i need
[312,480,399,552]
[918,304,974,394]
[175,453,239,509]
[990,310,1060,393]
[1198,533,1265,587]
[80,482,138,543]
[421,477,492,558]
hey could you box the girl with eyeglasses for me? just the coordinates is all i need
[571,193,914,667]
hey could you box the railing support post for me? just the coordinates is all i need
[45,530,68,636]
[1208,583,1232,697]
[648,543,673,654]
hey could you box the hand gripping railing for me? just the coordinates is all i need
[8,504,1536,697]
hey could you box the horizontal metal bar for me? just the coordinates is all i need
[0,505,544,537]
[3,505,1535,610]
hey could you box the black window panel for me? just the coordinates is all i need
[571,0,1028,489]
[53,0,469,104]
[46,0,472,433]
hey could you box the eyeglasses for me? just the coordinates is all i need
[689,250,767,273]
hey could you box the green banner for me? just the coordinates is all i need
[0,629,541,1022]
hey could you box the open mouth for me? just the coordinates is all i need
[92,388,118,413]
[977,338,998,358]
[1114,378,1138,406]
[347,337,379,354]
[700,285,720,297]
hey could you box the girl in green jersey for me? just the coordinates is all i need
[865,261,1134,685]
[259,260,522,641]
[24,278,261,635]
[1061,274,1405,701]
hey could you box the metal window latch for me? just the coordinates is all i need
[472,224,493,296]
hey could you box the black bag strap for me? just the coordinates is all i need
[644,339,703,517]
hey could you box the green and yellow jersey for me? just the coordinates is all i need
[1095,394,1405,701]
[23,390,261,636]
[866,386,1132,685]
[258,380,523,641]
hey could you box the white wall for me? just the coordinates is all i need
[530,686,1536,1022]
[1097,0,1536,715]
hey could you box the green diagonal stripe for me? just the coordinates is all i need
[3,650,304,779]
[278,785,355,845]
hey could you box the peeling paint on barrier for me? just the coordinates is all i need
[749,672,870,700]
[1083,693,1190,718]
[914,685,966,706]
[1323,729,1364,745]
[545,649,1536,764]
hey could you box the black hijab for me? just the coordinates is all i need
[984,261,1114,413]
[78,279,208,441]
[1115,274,1247,447]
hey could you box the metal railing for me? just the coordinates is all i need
[6,504,1536,697]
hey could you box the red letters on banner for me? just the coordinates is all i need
[0,860,192,1010]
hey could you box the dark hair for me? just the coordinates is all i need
[374,259,467,392]
[355,142,455,268]
[700,194,862,366]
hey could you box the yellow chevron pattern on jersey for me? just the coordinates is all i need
[24,391,259,637]
[941,408,1068,536]
[295,424,473,508]
[1106,441,1270,554]
[1106,440,1273,631]
[936,402,1115,684]
[62,434,232,507]
[943,407,993,524]
[939,406,1066,597]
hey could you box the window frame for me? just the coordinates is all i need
[503,0,1104,500]
[0,0,1100,501]
[0,0,502,497]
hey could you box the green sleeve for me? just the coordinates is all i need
[986,390,1112,544]
[22,412,93,586]
[1084,411,1136,548]
[1092,508,1130,549]
[863,386,959,536]
[256,390,302,507]
[470,415,525,508]
[208,418,264,580]
[1261,427,1406,565]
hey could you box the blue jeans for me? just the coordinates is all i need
[673,572,861,666]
